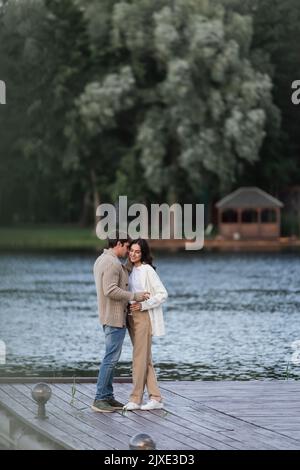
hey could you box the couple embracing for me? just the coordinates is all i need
[92,232,168,413]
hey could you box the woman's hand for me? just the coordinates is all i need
[130,302,142,312]
[134,291,150,301]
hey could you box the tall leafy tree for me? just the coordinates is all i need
[224,0,300,194]
[84,0,277,205]
[0,0,55,223]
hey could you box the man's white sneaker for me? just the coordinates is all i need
[123,401,140,411]
[140,399,164,410]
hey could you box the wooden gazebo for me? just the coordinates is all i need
[215,187,283,239]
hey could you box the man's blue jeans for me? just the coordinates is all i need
[95,325,126,400]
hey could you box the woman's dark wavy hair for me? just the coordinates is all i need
[129,238,156,270]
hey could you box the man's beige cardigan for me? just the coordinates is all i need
[94,248,144,328]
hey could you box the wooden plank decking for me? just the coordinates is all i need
[0,380,300,450]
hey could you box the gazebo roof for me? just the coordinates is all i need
[215,187,283,209]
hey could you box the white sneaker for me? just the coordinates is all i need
[123,401,140,411]
[140,399,164,410]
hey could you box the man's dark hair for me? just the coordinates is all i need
[107,231,132,248]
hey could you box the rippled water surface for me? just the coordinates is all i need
[1,251,300,380]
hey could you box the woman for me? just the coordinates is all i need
[124,238,168,411]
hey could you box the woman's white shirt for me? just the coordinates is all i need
[128,266,144,293]
[128,263,168,336]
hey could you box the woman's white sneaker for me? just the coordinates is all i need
[123,401,140,411]
[140,399,164,410]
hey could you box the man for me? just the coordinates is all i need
[92,232,149,413]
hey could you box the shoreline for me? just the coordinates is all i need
[0,226,300,252]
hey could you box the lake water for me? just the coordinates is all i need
[1,251,300,380]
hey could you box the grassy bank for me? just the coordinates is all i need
[0,226,105,251]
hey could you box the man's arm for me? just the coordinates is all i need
[102,263,148,302]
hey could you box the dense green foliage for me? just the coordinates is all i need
[0,0,299,226]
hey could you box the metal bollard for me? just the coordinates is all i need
[129,433,156,450]
[31,383,52,420]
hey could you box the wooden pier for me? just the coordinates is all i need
[0,379,300,450]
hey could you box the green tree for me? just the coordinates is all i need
[0,0,95,224]
[86,0,277,205]
[224,0,300,194]
[0,0,55,223]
